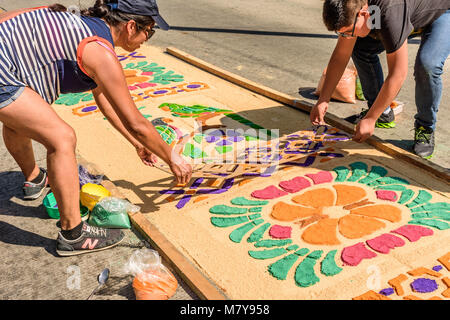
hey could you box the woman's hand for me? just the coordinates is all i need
[353,117,376,143]
[168,152,193,185]
[136,146,158,167]
[310,101,328,125]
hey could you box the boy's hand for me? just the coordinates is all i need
[310,101,328,125]
[353,118,376,143]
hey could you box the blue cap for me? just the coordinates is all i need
[116,0,170,30]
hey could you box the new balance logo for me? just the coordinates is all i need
[81,238,98,249]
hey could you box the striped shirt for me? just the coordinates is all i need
[0,7,115,104]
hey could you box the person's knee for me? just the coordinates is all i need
[415,52,444,78]
[47,126,77,154]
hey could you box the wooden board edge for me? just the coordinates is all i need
[100,179,229,300]
[165,46,450,183]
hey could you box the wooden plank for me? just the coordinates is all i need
[101,179,228,300]
[166,47,450,183]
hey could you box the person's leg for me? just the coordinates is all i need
[414,10,450,131]
[413,10,450,159]
[0,87,80,230]
[0,87,125,256]
[351,36,395,127]
[2,124,40,181]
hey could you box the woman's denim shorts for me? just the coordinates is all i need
[0,85,25,109]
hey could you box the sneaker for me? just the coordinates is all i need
[56,222,125,257]
[23,168,49,200]
[413,126,435,159]
[345,108,396,128]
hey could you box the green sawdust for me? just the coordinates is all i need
[359,166,388,184]
[215,146,233,154]
[247,223,271,243]
[367,176,410,187]
[249,207,263,213]
[294,250,323,287]
[398,189,415,204]
[254,239,293,248]
[409,219,450,230]
[268,254,300,280]
[193,135,204,144]
[347,162,368,182]
[411,210,450,221]
[248,248,288,260]
[375,185,407,191]
[229,219,264,243]
[294,248,310,256]
[406,190,433,208]
[320,250,343,276]
[210,205,247,215]
[410,202,450,212]
[333,166,349,182]
[211,216,249,228]
[183,143,207,159]
[286,245,300,251]
[231,197,269,206]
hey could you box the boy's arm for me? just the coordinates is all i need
[311,36,357,125]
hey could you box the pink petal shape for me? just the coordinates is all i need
[366,234,405,254]
[251,185,288,199]
[341,242,377,266]
[376,190,398,202]
[279,176,311,193]
[269,225,292,239]
[136,82,157,89]
[141,72,154,76]
[391,225,434,242]
[128,86,138,90]
[305,171,333,184]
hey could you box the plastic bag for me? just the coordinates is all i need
[89,197,139,229]
[80,183,111,211]
[78,164,104,188]
[315,64,357,103]
[123,248,178,300]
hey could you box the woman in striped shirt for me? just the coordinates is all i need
[0,0,192,256]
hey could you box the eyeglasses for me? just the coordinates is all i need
[137,23,156,41]
[143,27,156,41]
[335,9,359,38]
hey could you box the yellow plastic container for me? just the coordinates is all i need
[80,183,111,211]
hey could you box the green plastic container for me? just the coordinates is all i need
[43,192,89,220]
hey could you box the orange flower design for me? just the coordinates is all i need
[270,184,402,245]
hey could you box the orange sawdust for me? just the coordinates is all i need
[301,218,340,245]
[292,188,335,208]
[438,252,450,271]
[333,185,367,206]
[388,274,408,296]
[270,201,320,222]
[442,277,450,298]
[338,214,386,239]
[407,267,442,278]
[193,196,209,203]
[353,290,391,300]
[350,204,402,222]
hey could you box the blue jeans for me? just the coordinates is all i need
[352,9,450,130]
[0,85,25,109]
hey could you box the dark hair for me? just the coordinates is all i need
[322,0,367,31]
[49,1,154,30]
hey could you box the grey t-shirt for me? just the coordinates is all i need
[368,0,450,53]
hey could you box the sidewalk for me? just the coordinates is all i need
[0,130,197,300]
